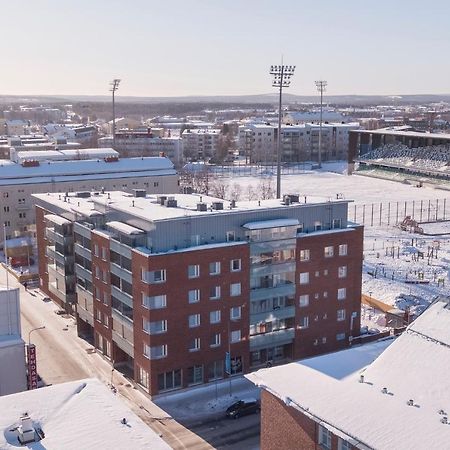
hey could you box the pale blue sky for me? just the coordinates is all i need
[2,0,449,97]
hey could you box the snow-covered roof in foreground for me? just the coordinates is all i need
[0,378,171,450]
[246,297,450,450]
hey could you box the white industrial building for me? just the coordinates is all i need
[0,286,27,396]
[0,154,178,244]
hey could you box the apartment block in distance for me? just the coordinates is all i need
[33,190,363,396]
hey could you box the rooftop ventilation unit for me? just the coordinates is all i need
[157,195,167,205]
[183,186,193,194]
[76,191,91,198]
[283,195,291,205]
[17,414,36,445]
[197,202,207,211]
[211,202,224,210]
[133,189,146,198]
[165,197,177,208]
[286,194,299,203]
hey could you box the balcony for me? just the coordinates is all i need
[75,263,92,281]
[46,246,74,266]
[110,239,132,259]
[45,228,72,246]
[250,305,296,325]
[249,328,295,351]
[77,304,94,326]
[74,243,92,261]
[250,262,296,278]
[250,283,296,301]
[111,285,133,308]
[110,263,132,284]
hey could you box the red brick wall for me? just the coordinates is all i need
[261,389,317,450]
[132,244,250,395]
[294,226,363,359]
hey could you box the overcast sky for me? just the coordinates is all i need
[2,0,449,97]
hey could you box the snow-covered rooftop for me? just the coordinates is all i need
[0,378,171,450]
[247,297,450,450]
[0,156,176,186]
[33,191,350,224]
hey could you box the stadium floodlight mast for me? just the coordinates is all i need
[315,80,327,169]
[110,79,121,149]
[270,63,296,199]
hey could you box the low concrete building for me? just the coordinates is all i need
[0,286,27,396]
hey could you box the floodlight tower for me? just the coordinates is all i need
[270,64,295,199]
[110,79,121,149]
[315,80,327,168]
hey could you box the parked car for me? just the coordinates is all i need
[225,399,260,419]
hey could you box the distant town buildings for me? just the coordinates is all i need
[0,286,27,396]
[181,128,221,161]
[0,154,178,244]
[239,123,359,163]
[33,190,363,396]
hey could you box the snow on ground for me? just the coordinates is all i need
[220,162,450,330]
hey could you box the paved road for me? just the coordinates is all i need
[0,266,260,449]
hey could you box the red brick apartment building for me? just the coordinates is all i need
[33,190,363,396]
[247,297,450,450]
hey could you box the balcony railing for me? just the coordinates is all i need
[249,328,295,351]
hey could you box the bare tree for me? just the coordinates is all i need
[246,185,257,201]
[229,182,242,201]
[258,178,275,200]
[210,178,228,199]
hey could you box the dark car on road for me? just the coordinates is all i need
[225,399,260,419]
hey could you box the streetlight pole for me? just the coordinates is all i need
[315,80,327,169]
[110,79,121,149]
[270,63,296,199]
[3,224,9,289]
[28,326,45,346]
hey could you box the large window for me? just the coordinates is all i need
[142,269,166,284]
[230,330,241,343]
[230,306,242,320]
[210,286,221,300]
[209,261,221,275]
[299,294,309,307]
[338,266,347,278]
[338,438,352,450]
[337,309,346,321]
[208,360,224,380]
[338,288,347,300]
[230,283,241,297]
[210,333,221,347]
[339,244,348,256]
[230,259,241,272]
[138,366,149,389]
[187,365,203,385]
[324,246,334,258]
[299,272,309,285]
[189,338,201,352]
[158,369,181,392]
[143,318,167,334]
[144,344,167,360]
[299,249,310,261]
[188,289,200,304]
[299,316,309,329]
[210,310,221,324]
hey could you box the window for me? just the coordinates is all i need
[142,269,166,284]
[3,192,8,198]
[230,330,241,343]
[314,221,322,231]
[338,438,352,450]
[95,309,101,322]
[299,272,309,285]
[18,212,26,218]
[142,294,167,309]
[189,338,201,351]
[188,264,200,278]
[324,246,334,258]
[338,288,347,300]
[318,424,331,450]
[226,231,235,242]
[143,318,167,334]
[299,294,309,307]
[299,316,309,329]
[323,269,329,276]
[338,266,347,278]
[230,306,241,320]
[333,218,342,229]
[230,259,241,272]
[337,309,346,321]
[138,366,149,389]
[339,244,348,256]
[4,221,10,227]
[187,365,203,385]
[208,360,224,380]
[336,332,346,341]
[209,261,221,275]
[230,283,241,296]
[188,289,200,304]
[210,333,221,347]
[299,249,310,261]
[3,206,9,212]
[158,369,181,391]
[323,291,328,298]
[101,247,107,260]
[189,313,201,328]
[210,310,221,324]
[209,285,221,300]
[94,244,99,257]
[144,344,167,360]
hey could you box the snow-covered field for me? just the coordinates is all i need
[220,162,450,331]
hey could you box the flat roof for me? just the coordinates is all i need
[0,378,171,450]
[354,128,450,140]
[33,191,350,224]
[247,297,450,450]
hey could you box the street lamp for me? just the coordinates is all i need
[110,79,121,149]
[315,80,327,169]
[270,63,296,199]
[28,326,45,346]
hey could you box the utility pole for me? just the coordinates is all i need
[110,79,121,149]
[315,80,327,169]
[270,63,295,199]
